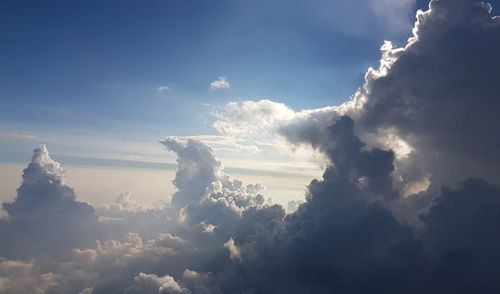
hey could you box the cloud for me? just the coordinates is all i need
[129,269,222,294]
[160,137,223,208]
[156,86,170,94]
[223,238,241,263]
[0,132,36,140]
[206,0,500,292]
[132,273,189,294]
[228,117,420,293]
[209,77,230,90]
[0,259,62,293]
[356,0,500,189]
[213,0,500,193]
[160,136,269,247]
[3,1,500,293]
[0,145,98,259]
[101,192,146,216]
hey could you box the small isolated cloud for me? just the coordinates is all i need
[210,76,230,90]
[156,86,169,94]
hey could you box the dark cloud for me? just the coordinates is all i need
[226,117,422,293]
[420,178,500,294]
[358,0,500,187]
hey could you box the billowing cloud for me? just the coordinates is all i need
[131,273,188,294]
[2,0,500,293]
[209,77,230,90]
[0,145,98,259]
[0,259,62,293]
[213,0,500,193]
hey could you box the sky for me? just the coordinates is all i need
[2,0,500,293]
[0,0,430,206]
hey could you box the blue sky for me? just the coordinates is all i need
[2,0,498,170]
[0,0,426,137]
[1,0,498,143]
[0,0,494,169]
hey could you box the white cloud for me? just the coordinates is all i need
[157,86,170,94]
[224,238,241,263]
[133,273,188,294]
[101,192,146,216]
[200,220,217,235]
[210,76,230,90]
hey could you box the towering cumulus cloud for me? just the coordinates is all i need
[2,0,500,293]
[357,0,500,188]
[160,137,270,242]
[0,145,98,259]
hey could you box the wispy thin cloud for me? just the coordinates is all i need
[0,132,36,140]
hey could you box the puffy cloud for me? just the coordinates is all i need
[161,137,223,208]
[130,269,222,294]
[205,0,500,292]
[131,273,189,294]
[181,269,221,294]
[199,221,217,235]
[161,137,267,237]
[228,117,421,293]
[209,77,230,90]
[102,192,145,216]
[0,145,98,259]
[0,259,62,293]
[3,1,500,293]
[213,0,500,192]
[213,99,343,143]
[419,178,500,293]
[357,0,500,188]
[223,238,241,263]
[286,200,304,213]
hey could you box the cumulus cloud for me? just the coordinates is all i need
[160,137,266,222]
[0,259,62,293]
[213,0,500,193]
[223,238,241,263]
[0,145,98,259]
[130,269,222,294]
[209,77,230,90]
[132,273,189,294]
[206,0,500,292]
[356,0,500,189]
[101,192,146,216]
[3,1,500,293]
